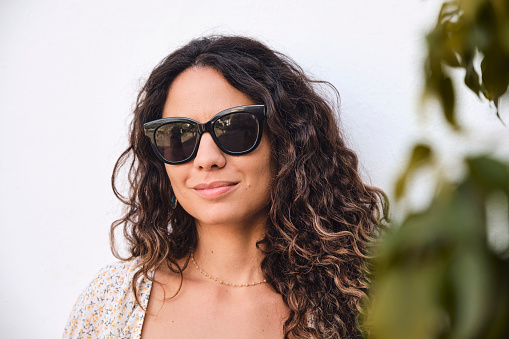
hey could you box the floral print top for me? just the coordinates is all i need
[63,259,153,339]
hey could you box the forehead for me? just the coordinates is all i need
[162,67,254,122]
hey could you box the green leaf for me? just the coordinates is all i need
[467,156,509,194]
[480,50,509,103]
[445,249,492,338]
[464,60,481,96]
[395,144,433,199]
[438,74,457,127]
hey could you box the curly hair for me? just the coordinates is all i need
[111,35,388,339]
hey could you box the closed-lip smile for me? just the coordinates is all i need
[192,181,238,198]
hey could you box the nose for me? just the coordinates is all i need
[193,132,226,170]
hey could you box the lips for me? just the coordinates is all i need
[192,181,238,199]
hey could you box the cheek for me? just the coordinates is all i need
[164,164,173,186]
[164,165,183,195]
[249,141,274,197]
[164,165,197,212]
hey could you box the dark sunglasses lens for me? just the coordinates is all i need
[214,113,259,153]
[154,122,197,162]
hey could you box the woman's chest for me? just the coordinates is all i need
[141,284,288,338]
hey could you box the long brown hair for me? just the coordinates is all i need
[111,35,388,338]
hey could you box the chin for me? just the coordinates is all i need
[191,206,266,228]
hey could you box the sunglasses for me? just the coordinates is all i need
[144,104,266,164]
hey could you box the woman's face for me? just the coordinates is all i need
[162,67,273,228]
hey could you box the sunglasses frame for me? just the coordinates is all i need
[143,104,266,165]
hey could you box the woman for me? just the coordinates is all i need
[64,35,388,339]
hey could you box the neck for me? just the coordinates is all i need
[192,218,267,285]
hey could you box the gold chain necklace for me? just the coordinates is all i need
[190,253,267,287]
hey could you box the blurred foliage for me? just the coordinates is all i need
[425,0,509,124]
[364,0,509,338]
[365,157,509,339]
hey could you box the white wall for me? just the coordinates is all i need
[1,1,507,338]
